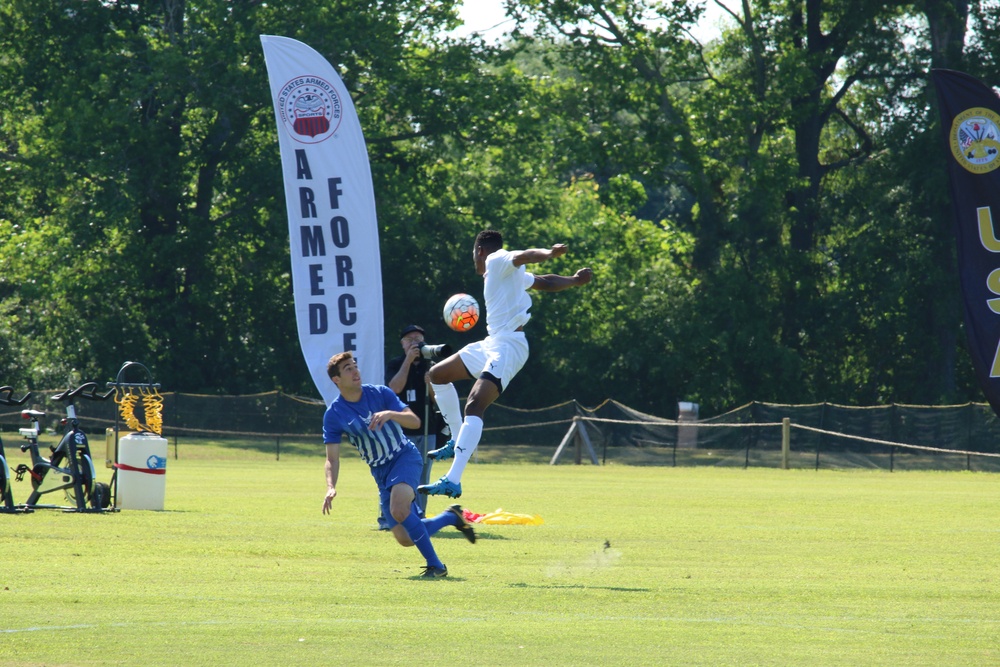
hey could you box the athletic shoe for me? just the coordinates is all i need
[417,476,462,498]
[419,564,448,578]
[447,504,476,544]
[427,439,455,460]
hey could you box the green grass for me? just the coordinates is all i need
[2,446,1000,666]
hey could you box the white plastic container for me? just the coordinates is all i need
[117,433,167,510]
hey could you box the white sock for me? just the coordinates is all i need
[431,382,462,440]
[445,416,483,484]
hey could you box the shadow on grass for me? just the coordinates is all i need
[366,526,510,541]
[508,583,651,592]
[437,530,510,541]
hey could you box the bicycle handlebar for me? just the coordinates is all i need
[51,382,115,403]
[0,386,32,406]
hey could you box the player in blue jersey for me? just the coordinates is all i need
[419,230,593,499]
[322,351,475,578]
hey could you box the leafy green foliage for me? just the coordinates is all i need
[0,0,994,415]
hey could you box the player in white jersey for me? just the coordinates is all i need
[418,230,593,499]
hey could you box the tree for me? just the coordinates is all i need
[0,0,496,394]
[499,0,989,410]
[2,0,998,415]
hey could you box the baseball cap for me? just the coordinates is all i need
[399,324,425,338]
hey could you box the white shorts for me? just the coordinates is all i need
[459,332,529,392]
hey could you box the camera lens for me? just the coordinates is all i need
[418,343,453,361]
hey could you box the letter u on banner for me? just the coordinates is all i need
[260,35,384,405]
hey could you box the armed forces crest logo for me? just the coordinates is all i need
[950,107,1000,174]
[277,75,343,144]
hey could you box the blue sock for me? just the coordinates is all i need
[423,509,459,537]
[402,511,444,569]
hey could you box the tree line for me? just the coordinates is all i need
[0,0,996,416]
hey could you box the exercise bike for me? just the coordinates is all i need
[0,386,32,513]
[14,382,113,512]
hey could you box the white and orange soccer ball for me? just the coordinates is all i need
[443,293,480,332]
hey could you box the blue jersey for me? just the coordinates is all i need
[323,384,413,466]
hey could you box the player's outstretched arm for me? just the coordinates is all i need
[511,243,569,267]
[532,267,593,292]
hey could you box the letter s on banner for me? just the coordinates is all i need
[260,35,384,405]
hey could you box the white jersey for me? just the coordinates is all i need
[483,248,535,336]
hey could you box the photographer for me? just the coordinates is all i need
[384,325,449,520]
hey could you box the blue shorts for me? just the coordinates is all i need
[369,443,423,528]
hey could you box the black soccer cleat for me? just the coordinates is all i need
[447,504,476,544]
[419,564,448,578]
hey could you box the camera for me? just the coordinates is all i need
[418,342,452,361]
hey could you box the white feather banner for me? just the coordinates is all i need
[260,35,384,405]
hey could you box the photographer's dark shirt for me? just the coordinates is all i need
[385,355,442,436]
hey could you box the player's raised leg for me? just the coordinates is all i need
[422,503,477,543]
[419,375,499,498]
[427,353,473,461]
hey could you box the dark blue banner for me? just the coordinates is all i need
[932,69,1000,415]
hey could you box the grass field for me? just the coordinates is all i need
[2,442,999,666]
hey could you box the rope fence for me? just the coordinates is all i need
[4,393,1000,471]
[791,423,1000,459]
[554,404,1000,471]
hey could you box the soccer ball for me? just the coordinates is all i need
[443,293,480,332]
